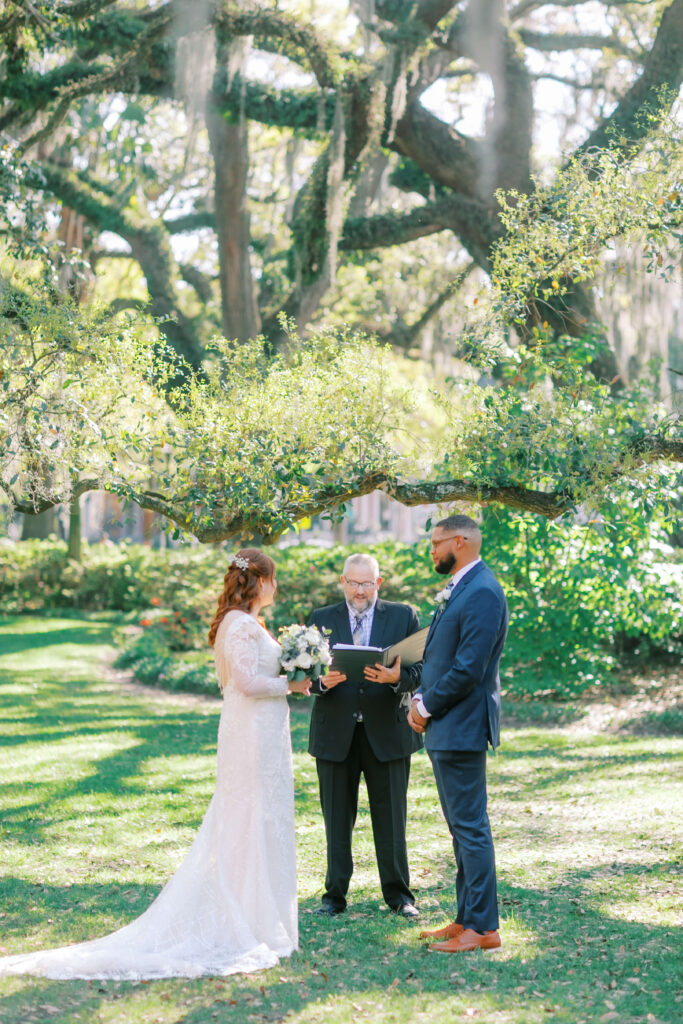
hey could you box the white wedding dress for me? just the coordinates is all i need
[0,611,297,980]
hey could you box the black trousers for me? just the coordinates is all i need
[429,748,499,932]
[316,722,414,909]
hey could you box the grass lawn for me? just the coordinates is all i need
[0,615,681,1024]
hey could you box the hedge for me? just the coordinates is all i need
[2,501,681,699]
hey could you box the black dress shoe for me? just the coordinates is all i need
[393,902,420,919]
[317,902,346,917]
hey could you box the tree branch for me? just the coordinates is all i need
[208,73,335,133]
[364,262,475,350]
[213,2,342,89]
[340,197,492,265]
[57,0,121,17]
[393,100,484,200]
[340,202,452,250]
[164,210,216,234]
[107,297,148,315]
[2,476,101,516]
[39,163,204,372]
[511,0,654,19]
[178,264,215,304]
[573,0,683,160]
[9,431,680,541]
[518,29,636,57]
[17,6,174,155]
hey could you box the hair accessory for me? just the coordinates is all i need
[231,555,250,570]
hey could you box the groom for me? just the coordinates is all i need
[307,553,422,918]
[408,514,508,952]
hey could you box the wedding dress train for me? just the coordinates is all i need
[0,611,297,980]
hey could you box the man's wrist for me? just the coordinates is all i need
[413,696,430,719]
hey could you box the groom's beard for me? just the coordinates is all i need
[435,552,456,575]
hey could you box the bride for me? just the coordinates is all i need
[0,549,311,980]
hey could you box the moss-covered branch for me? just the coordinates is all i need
[342,192,496,265]
[209,72,336,133]
[163,211,216,235]
[39,163,204,371]
[213,2,343,89]
[340,203,451,250]
[9,428,682,542]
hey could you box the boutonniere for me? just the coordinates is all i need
[434,586,451,606]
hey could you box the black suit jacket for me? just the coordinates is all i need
[307,599,423,763]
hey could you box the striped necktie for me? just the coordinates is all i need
[352,615,365,645]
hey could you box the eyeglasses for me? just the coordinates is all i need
[343,579,378,591]
[430,533,469,550]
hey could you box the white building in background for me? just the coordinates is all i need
[287,491,434,548]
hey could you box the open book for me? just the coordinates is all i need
[330,626,429,676]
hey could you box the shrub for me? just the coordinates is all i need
[2,487,681,700]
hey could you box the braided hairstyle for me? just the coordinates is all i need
[208,548,276,647]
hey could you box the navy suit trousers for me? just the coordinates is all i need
[428,749,499,932]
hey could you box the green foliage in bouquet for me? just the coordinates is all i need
[278,624,332,682]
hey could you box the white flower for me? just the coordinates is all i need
[435,587,451,604]
[295,652,312,669]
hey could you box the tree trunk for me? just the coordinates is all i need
[67,496,82,561]
[206,106,260,342]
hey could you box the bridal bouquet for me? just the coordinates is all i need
[278,624,332,682]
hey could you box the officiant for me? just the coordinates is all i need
[307,553,422,919]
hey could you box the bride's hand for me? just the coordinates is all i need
[288,677,311,696]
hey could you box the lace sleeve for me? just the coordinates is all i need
[220,615,289,699]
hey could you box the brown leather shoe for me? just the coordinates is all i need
[419,921,463,941]
[429,929,501,952]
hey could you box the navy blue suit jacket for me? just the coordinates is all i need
[417,561,508,752]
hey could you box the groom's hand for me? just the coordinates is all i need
[407,702,427,733]
[364,656,401,684]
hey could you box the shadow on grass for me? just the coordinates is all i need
[1,618,680,1024]
[0,618,115,657]
[0,876,162,943]
[1,863,680,1024]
